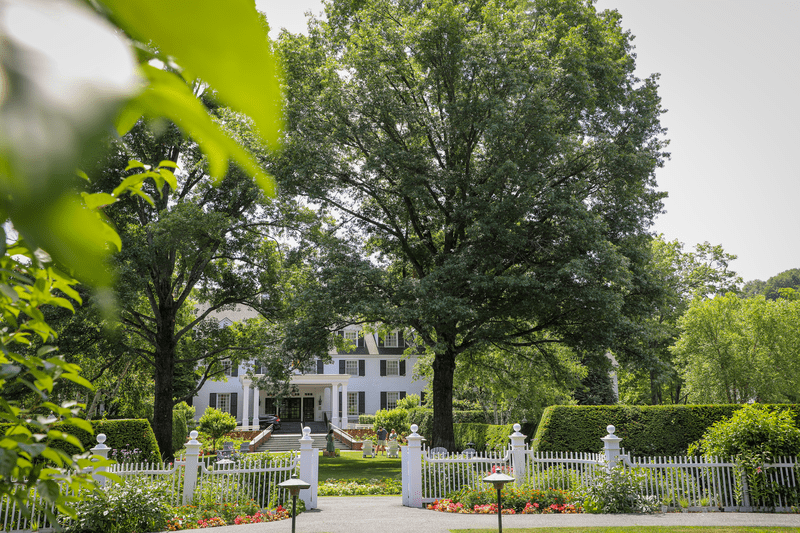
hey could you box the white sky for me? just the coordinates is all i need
[257,0,800,283]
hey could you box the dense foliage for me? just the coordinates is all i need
[688,404,800,459]
[198,408,238,452]
[277,0,668,449]
[672,293,800,403]
[532,404,800,455]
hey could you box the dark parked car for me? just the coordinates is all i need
[259,414,281,430]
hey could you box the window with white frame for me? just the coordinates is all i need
[222,360,233,376]
[348,392,358,416]
[216,393,231,414]
[345,360,359,376]
[385,331,399,347]
[386,360,399,376]
[342,330,358,342]
[386,391,400,410]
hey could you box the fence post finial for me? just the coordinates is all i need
[90,433,110,487]
[601,425,622,472]
[406,424,424,508]
[298,426,317,509]
[509,423,527,486]
[182,430,201,505]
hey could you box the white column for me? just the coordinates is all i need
[90,433,110,487]
[406,424,424,508]
[298,427,318,509]
[331,382,339,428]
[241,378,251,429]
[253,385,260,426]
[509,423,527,486]
[601,424,622,472]
[183,431,201,504]
[341,381,348,429]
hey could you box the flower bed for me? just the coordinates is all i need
[428,485,582,514]
[166,505,290,530]
[427,498,581,514]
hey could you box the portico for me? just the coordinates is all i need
[239,373,353,429]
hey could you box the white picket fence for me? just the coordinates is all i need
[0,428,319,533]
[401,423,800,511]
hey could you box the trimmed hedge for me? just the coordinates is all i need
[532,404,800,456]
[46,419,161,459]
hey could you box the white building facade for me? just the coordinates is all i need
[192,307,427,429]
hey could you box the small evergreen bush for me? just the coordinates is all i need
[198,408,237,451]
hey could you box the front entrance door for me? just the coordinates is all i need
[281,398,302,421]
[302,397,315,423]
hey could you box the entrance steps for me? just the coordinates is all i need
[255,433,349,453]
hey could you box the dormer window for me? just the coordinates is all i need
[385,331,399,347]
[343,330,358,342]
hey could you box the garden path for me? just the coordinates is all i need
[167,496,800,533]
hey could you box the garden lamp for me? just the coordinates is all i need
[278,474,310,533]
[483,472,515,533]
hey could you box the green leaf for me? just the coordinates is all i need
[62,417,93,433]
[125,160,148,171]
[82,192,117,210]
[60,373,93,390]
[99,0,283,148]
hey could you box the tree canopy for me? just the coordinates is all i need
[673,292,800,404]
[276,0,668,448]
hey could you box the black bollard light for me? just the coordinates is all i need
[278,474,311,533]
[482,472,515,533]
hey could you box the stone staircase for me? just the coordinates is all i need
[255,433,351,453]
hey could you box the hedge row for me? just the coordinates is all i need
[46,419,160,458]
[532,404,800,456]
[358,408,488,436]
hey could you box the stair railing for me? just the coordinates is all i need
[330,423,358,449]
[248,424,273,452]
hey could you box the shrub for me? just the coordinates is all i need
[396,394,420,410]
[688,404,800,508]
[198,407,237,452]
[688,404,800,458]
[454,423,515,451]
[580,464,659,514]
[62,477,172,533]
[358,414,376,425]
[533,404,800,455]
[373,408,410,435]
[39,419,160,460]
[172,408,188,456]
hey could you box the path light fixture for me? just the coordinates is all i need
[482,472,515,533]
[278,474,310,533]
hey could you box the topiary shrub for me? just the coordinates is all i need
[532,404,800,456]
[40,419,160,460]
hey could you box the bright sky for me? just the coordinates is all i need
[257,0,800,283]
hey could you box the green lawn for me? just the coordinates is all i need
[453,529,800,533]
[318,450,402,480]
[314,522,800,531]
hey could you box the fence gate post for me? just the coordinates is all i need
[90,433,110,487]
[183,430,201,505]
[405,424,424,508]
[298,426,318,509]
[509,423,527,486]
[601,425,622,472]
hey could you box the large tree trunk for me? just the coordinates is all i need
[431,351,456,451]
[153,313,176,460]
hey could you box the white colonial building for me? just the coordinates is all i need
[192,306,427,429]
